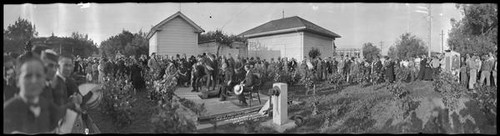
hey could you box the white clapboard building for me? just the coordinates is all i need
[147,11,205,56]
[238,16,341,61]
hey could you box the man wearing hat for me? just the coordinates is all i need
[236,65,257,106]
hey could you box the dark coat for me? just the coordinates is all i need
[385,60,396,82]
[3,79,18,102]
[3,95,64,134]
[130,63,145,90]
[374,60,383,73]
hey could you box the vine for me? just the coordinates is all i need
[327,72,346,90]
[101,75,136,128]
[432,71,468,111]
[149,71,199,133]
[474,86,497,115]
[386,81,410,99]
[395,66,411,83]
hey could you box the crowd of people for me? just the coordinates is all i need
[4,45,89,133]
[4,41,497,133]
[459,52,497,90]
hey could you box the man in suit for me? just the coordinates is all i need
[219,56,234,101]
[237,65,257,106]
[53,53,85,112]
[3,53,80,134]
[191,56,207,92]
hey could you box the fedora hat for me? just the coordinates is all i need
[233,84,244,95]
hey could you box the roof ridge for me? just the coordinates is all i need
[294,16,308,27]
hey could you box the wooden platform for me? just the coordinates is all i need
[174,87,270,130]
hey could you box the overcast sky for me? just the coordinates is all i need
[4,3,463,55]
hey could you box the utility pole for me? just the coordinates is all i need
[428,4,432,57]
[440,30,444,53]
[282,9,284,19]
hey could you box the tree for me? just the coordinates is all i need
[391,33,428,60]
[100,30,149,59]
[308,47,321,59]
[34,33,98,58]
[3,17,39,54]
[362,42,381,62]
[448,4,497,56]
[198,30,246,57]
[387,46,397,59]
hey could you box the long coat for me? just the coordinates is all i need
[385,60,396,83]
[130,63,145,90]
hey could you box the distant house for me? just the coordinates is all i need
[238,16,341,61]
[336,48,362,58]
[147,11,205,56]
[198,40,248,58]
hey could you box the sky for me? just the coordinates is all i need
[3,3,463,55]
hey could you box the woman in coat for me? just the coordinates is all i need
[460,57,468,87]
[384,57,396,83]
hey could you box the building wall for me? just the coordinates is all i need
[149,34,157,56]
[156,16,199,56]
[198,42,240,57]
[303,32,335,60]
[247,32,303,61]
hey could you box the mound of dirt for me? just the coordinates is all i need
[290,81,496,134]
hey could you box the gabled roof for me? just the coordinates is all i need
[146,11,205,40]
[238,16,341,39]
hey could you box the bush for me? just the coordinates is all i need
[308,48,321,59]
[150,100,197,133]
[273,68,301,85]
[101,75,136,128]
[386,81,410,99]
[150,74,177,103]
[395,66,411,82]
[475,86,497,115]
[149,73,198,133]
[370,72,382,84]
[327,72,346,90]
[432,71,468,111]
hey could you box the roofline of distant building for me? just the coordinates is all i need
[240,26,341,40]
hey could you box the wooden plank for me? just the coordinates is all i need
[197,106,262,123]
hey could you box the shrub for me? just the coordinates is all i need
[149,73,198,133]
[273,68,301,85]
[386,81,410,99]
[475,86,497,115]
[395,66,411,82]
[308,48,321,59]
[101,75,136,128]
[432,71,468,111]
[150,100,197,133]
